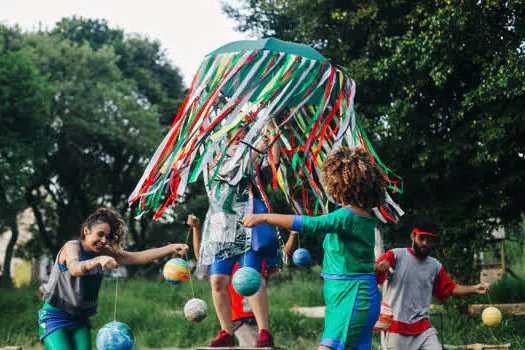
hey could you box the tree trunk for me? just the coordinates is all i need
[2,214,19,288]
[139,217,150,249]
[128,213,139,247]
[27,191,57,253]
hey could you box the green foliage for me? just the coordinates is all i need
[14,234,46,262]
[224,0,525,281]
[0,25,54,285]
[51,16,185,125]
[485,276,525,303]
[506,215,525,266]
[23,33,165,251]
[0,28,52,211]
[1,18,187,265]
[52,17,124,50]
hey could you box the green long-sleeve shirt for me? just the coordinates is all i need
[292,207,377,276]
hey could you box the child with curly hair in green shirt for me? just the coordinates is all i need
[243,147,386,350]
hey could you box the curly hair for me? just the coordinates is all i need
[321,147,386,212]
[80,207,126,249]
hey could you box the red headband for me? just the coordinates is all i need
[412,228,436,237]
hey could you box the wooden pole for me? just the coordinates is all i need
[469,302,525,315]
[500,239,506,276]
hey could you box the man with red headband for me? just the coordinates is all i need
[374,217,488,350]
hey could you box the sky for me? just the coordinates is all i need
[0,0,252,86]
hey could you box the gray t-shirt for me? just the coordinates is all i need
[383,248,442,325]
[44,241,103,317]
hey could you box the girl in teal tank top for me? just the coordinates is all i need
[38,207,190,350]
[243,147,387,350]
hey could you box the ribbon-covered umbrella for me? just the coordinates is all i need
[128,38,403,222]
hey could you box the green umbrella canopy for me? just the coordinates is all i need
[207,37,328,62]
[204,38,332,107]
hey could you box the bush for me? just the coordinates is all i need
[487,276,525,303]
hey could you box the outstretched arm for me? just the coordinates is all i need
[243,209,349,237]
[452,283,489,296]
[242,213,294,230]
[110,244,189,265]
[432,267,488,301]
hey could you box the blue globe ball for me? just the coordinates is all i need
[96,321,134,350]
[232,267,261,297]
[292,248,311,267]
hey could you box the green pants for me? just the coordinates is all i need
[42,326,91,350]
[38,303,91,350]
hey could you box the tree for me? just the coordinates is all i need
[0,25,53,286]
[51,17,185,125]
[1,20,190,278]
[23,33,166,252]
[41,18,193,254]
[224,0,525,280]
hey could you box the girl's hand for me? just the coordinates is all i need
[187,215,200,228]
[242,214,267,228]
[97,256,119,270]
[171,244,189,256]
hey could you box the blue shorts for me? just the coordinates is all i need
[38,302,90,341]
[210,251,262,276]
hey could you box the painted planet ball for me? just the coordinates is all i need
[163,258,190,285]
[232,267,261,297]
[292,248,311,267]
[482,306,502,327]
[96,321,134,350]
[184,298,208,323]
[373,302,394,332]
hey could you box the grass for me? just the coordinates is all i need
[1,267,525,349]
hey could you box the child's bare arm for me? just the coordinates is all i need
[187,215,201,259]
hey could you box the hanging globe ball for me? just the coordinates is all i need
[163,258,190,285]
[96,321,134,350]
[373,302,394,332]
[184,298,208,323]
[482,306,502,327]
[232,267,261,297]
[292,248,311,267]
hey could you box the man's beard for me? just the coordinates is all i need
[413,242,432,258]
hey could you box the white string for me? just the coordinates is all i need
[244,220,249,268]
[185,252,196,299]
[113,275,119,321]
[482,286,500,343]
[242,195,253,269]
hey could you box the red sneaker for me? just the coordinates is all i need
[207,329,235,347]
[256,329,274,347]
